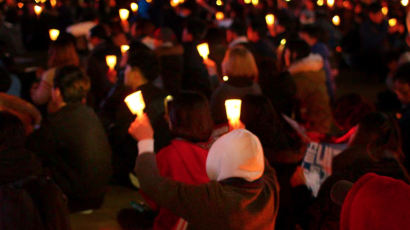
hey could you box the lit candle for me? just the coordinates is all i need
[332,15,340,26]
[106,55,117,71]
[244,0,251,4]
[170,0,179,7]
[124,90,146,118]
[197,43,209,60]
[401,0,409,7]
[389,18,397,27]
[50,0,57,8]
[119,9,130,21]
[317,0,324,6]
[223,76,229,82]
[327,0,334,8]
[146,0,152,3]
[225,99,242,129]
[251,0,258,6]
[216,12,224,21]
[130,2,138,13]
[121,45,130,55]
[265,14,275,26]
[382,6,388,16]
[17,2,24,8]
[216,0,223,6]
[49,29,60,41]
[34,5,43,17]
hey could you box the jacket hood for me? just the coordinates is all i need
[288,53,324,75]
[206,129,265,182]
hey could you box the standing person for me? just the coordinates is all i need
[129,115,280,230]
[28,66,112,213]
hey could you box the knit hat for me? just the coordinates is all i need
[206,129,265,182]
[340,173,410,230]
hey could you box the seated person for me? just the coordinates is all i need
[129,115,280,229]
[28,66,112,213]
[0,111,70,229]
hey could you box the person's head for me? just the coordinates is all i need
[241,95,304,154]
[393,63,410,105]
[206,129,265,182]
[48,33,79,69]
[165,91,213,142]
[350,112,403,161]
[227,20,247,43]
[182,18,207,42]
[333,94,375,131]
[368,3,384,25]
[283,39,311,67]
[125,41,159,90]
[247,20,267,42]
[222,46,258,81]
[88,24,108,47]
[0,111,26,151]
[299,24,320,46]
[53,65,90,106]
[153,27,177,49]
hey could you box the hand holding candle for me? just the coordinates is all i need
[124,90,146,118]
[225,99,242,130]
[197,43,209,60]
[106,55,117,71]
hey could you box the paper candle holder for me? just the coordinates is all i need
[225,99,242,129]
[49,29,60,41]
[197,43,209,60]
[121,45,130,55]
[119,9,130,21]
[106,55,117,71]
[34,5,43,16]
[130,2,138,13]
[124,90,146,117]
[265,14,275,26]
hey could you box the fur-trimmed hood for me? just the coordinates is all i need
[289,53,324,75]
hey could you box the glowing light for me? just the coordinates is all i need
[106,55,117,71]
[389,18,397,27]
[121,45,130,55]
[216,0,223,6]
[244,0,251,4]
[251,0,258,6]
[280,38,287,46]
[265,14,275,26]
[382,6,388,16]
[170,0,179,7]
[197,43,209,60]
[332,15,341,26]
[317,0,324,6]
[49,29,60,41]
[327,0,334,8]
[34,5,43,17]
[119,9,130,21]
[223,76,229,81]
[124,91,146,117]
[130,2,138,12]
[401,0,409,7]
[225,99,242,129]
[17,2,24,8]
[146,0,152,3]
[216,12,224,20]
[336,46,342,53]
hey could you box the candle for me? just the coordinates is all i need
[389,18,397,27]
[50,0,57,8]
[382,6,388,16]
[216,0,223,6]
[124,90,146,117]
[17,2,24,8]
[265,14,275,26]
[49,29,60,41]
[170,0,179,7]
[251,0,258,6]
[216,12,224,21]
[146,0,152,3]
[197,43,209,60]
[106,55,117,71]
[130,2,138,13]
[401,0,409,7]
[327,0,334,8]
[332,15,340,26]
[119,9,130,21]
[244,0,251,4]
[223,76,229,82]
[317,0,324,6]
[121,45,130,55]
[225,99,242,129]
[34,5,43,17]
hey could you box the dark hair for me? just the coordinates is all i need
[166,91,213,142]
[333,94,375,131]
[299,24,321,39]
[394,62,410,84]
[229,20,247,36]
[241,95,304,159]
[351,112,403,161]
[185,18,207,41]
[0,111,26,150]
[249,19,267,38]
[286,39,311,62]
[90,24,108,40]
[54,66,90,103]
[127,41,159,82]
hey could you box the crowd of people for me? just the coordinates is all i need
[1,0,410,229]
